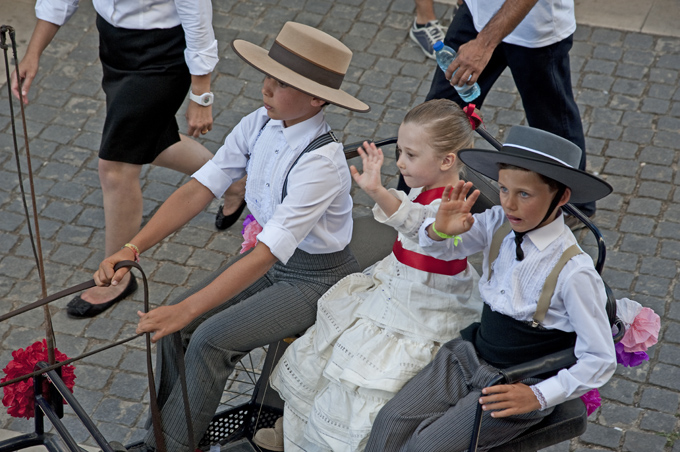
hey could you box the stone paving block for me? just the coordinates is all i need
[599,402,641,427]
[84,318,124,341]
[638,181,672,200]
[660,240,680,260]
[622,430,669,451]
[109,372,148,400]
[658,54,680,70]
[92,398,144,427]
[618,215,655,235]
[640,162,673,182]
[640,256,678,277]
[119,349,150,374]
[649,362,680,391]
[634,274,672,297]
[653,130,680,149]
[650,67,678,84]
[579,422,623,449]
[659,342,680,366]
[624,49,654,70]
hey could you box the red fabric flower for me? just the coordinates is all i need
[1,340,76,419]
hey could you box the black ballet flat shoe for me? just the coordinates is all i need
[66,273,138,318]
[215,200,246,230]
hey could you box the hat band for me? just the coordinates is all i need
[504,144,573,168]
[269,41,345,90]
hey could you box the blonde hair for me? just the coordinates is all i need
[402,99,480,173]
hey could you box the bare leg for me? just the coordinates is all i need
[152,134,212,174]
[415,0,437,24]
[80,159,142,304]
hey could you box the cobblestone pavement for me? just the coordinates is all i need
[1,0,680,450]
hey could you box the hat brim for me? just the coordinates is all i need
[232,40,370,113]
[457,149,612,204]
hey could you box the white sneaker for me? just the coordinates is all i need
[409,19,447,59]
[252,417,284,451]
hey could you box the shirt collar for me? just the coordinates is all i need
[280,110,326,151]
[526,210,565,251]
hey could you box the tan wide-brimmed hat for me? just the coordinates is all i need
[232,22,370,113]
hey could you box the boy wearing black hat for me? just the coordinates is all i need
[366,126,617,452]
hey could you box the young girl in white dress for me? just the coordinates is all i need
[267,99,485,452]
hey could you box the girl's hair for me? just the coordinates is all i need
[402,99,481,173]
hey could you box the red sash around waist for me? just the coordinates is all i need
[392,240,467,276]
[391,186,467,276]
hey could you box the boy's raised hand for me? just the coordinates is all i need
[431,181,480,238]
[350,141,384,196]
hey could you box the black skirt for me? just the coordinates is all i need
[97,14,191,165]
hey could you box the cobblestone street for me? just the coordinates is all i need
[1,0,680,450]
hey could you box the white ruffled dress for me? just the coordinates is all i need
[270,187,483,451]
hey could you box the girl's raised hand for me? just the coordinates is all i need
[432,181,480,237]
[350,141,384,196]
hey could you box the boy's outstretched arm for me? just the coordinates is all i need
[479,383,541,417]
[350,141,402,217]
[426,181,480,241]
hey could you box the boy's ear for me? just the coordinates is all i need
[440,153,457,171]
[557,187,572,206]
[310,97,327,108]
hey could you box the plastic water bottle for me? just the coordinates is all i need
[433,40,481,102]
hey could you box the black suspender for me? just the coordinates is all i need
[281,131,338,201]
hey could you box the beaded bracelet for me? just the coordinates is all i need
[431,222,462,246]
[123,243,140,263]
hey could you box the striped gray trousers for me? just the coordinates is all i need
[365,338,551,452]
[144,247,359,452]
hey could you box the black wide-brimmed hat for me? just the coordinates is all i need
[458,126,612,204]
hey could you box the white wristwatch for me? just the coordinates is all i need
[189,91,214,106]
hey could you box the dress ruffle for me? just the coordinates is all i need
[270,189,483,451]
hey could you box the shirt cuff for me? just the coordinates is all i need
[192,160,233,199]
[532,376,565,409]
[184,39,219,75]
[530,385,548,411]
[257,221,298,264]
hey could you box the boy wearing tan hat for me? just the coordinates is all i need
[366,126,617,451]
[95,22,369,452]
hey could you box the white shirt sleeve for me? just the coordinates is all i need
[372,189,432,241]
[174,0,219,75]
[532,264,617,408]
[258,147,347,264]
[35,0,79,26]
[192,110,263,198]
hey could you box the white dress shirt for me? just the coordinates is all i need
[464,0,576,48]
[193,107,353,264]
[35,0,218,75]
[419,205,616,409]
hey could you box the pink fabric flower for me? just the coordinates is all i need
[240,215,262,254]
[2,340,76,419]
[580,388,601,416]
[615,341,649,367]
[621,307,660,353]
